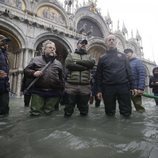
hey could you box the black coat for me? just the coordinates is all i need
[149,76,158,93]
[96,49,133,92]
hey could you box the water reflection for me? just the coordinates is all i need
[0,98,158,158]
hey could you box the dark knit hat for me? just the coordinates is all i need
[124,48,133,54]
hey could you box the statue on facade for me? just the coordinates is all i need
[16,0,22,9]
[5,0,16,7]
[43,7,50,19]
[89,3,97,13]
[0,0,5,3]
[64,0,73,13]
[4,0,22,10]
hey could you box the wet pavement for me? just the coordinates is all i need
[0,97,158,158]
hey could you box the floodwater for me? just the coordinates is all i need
[0,97,158,158]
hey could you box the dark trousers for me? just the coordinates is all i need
[0,92,9,115]
[102,84,132,117]
[60,92,68,106]
[24,93,31,107]
[64,94,90,116]
[95,96,101,107]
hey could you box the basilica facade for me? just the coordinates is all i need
[0,0,156,96]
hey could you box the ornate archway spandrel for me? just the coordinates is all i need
[37,6,66,26]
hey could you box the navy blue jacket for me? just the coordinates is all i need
[129,57,146,90]
[96,49,133,92]
[0,48,9,93]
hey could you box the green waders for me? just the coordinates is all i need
[30,94,60,116]
[131,95,145,112]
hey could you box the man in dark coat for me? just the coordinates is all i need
[0,35,11,117]
[149,66,158,105]
[96,34,133,118]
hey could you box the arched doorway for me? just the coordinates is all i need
[35,36,72,65]
[36,40,68,65]
[87,44,106,64]
[0,28,21,69]
[0,27,22,96]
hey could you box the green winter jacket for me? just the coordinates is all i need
[65,50,95,85]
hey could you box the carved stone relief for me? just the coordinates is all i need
[4,0,25,11]
[37,6,66,26]
[77,18,103,38]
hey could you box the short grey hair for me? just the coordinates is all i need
[42,40,56,52]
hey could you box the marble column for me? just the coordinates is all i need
[23,48,29,68]
[16,72,22,97]
[16,49,24,97]
[13,74,17,94]
[19,48,24,69]
[9,73,13,94]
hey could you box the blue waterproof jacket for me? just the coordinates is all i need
[129,57,146,90]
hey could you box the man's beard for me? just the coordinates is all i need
[45,53,56,61]
[48,53,55,57]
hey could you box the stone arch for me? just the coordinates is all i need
[74,6,108,37]
[35,3,69,27]
[23,0,31,10]
[127,40,142,58]
[76,17,104,38]
[34,34,73,65]
[0,19,26,68]
[87,38,106,64]
[0,19,26,96]
[2,0,27,11]
[126,42,137,54]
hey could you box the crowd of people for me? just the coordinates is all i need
[0,33,158,118]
